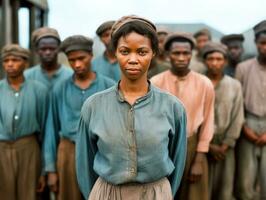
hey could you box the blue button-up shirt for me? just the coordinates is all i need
[44,73,115,172]
[76,83,187,199]
[0,79,48,141]
[92,54,121,82]
[24,64,73,89]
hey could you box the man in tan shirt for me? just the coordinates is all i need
[151,32,214,200]
[235,20,266,200]
[202,42,244,200]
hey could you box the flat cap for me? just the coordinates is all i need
[164,32,196,51]
[32,27,60,45]
[201,42,227,58]
[60,35,93,54]
[1,44,30,60]
[253,20,266,35]
[193,28,212,39]
[221,34,244,44]
[96,20,115,36]
[157,27,169,35]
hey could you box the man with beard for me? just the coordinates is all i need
[202,42,244,200]
[151,32,215,200]
[235,20,266,200]
[43,35,115,200]
[25,27,73,88]
[221,34,245,77]
[92,20,121,82]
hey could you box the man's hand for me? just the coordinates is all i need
[47,172,58,193]
[187,153,205,183]
[209,144,225,161]
[36,175,46,193]
[243,125,259,144]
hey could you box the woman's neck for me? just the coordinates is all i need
[7,75,24,91]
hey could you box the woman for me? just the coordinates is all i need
[75,15,187,200]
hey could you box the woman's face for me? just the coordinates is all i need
[116,32,154,81]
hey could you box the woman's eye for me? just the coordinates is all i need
[139,51,147,56]
[120,50,129,55]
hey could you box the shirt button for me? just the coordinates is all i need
[14,115,19,120]
[82,91,85,94]
[15,92,19,97]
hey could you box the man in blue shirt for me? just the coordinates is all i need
[0,44,49,200]
[92,21,121,82]
[25,27,72,88]
[44,35,115,200]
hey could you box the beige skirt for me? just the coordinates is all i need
[88,177,172,200]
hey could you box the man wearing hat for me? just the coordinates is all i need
[148,28,171,78]
[221,34,245,77]
[92,20,121,82]
[151,32,215,200]
[24,27,73,89]
[202,42,244,200]
[235,20,266,200]
[189,28,212,74]
[43,35,115,200]
[0,44,48,199]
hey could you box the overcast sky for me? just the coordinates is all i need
[47,0,266,40]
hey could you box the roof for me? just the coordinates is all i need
[25,0,48,9]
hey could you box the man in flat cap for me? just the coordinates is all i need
[202,42,244,200]
[148,28,171,78]
[0,44,49,199]
[221,34,245,77]
[92,20,121,82]
[43,35,115,200]
[24,27,73,89]
[234,20,266,200]
[151,32,215,200]
[189,28,212,74]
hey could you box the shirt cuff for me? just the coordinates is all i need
[45,163,56,173]
[196,141,210,152]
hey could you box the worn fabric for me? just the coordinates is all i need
[253,20,266,35]
[1,44,30,60]
[76,83,187,199]
[151,70,214,152]
[189,50,207,74]
[147,59,170,79]
[60,35,93,54]
[96,21,115,36]
[201,42,227,59]
[24,64,73,89]
[221,34,245,45]
[235,114,266,200]
[0,135,41,200]
[89,177,172,200]
[111,15,156,37]
[92,54,121,82]
[236,58,266,117]
[56,139,83,200]
[32,27,60,45]
[0,79,48,141]
[175,134,209,200]
[164,32,196,51]
[44,74,115,172]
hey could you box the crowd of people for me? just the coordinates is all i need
[0,15,266,200]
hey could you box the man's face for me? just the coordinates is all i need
[169,41,192,70]
[256,33,266,58]
[226,41,243,63]
[157,33,168,56]
[196,34,210,50]
[36,37,59,64]
[3,55,27,78]
[205,51,226,75]
[100,29,112,48]
[67,50,93,77]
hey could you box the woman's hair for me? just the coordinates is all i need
[111,21,159,55]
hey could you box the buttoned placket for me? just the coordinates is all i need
[13,91,20,139]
